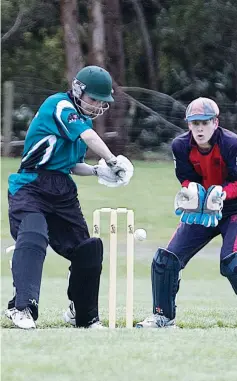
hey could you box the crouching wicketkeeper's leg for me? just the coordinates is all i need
[136,248,182,328]
[220,252,237,294]
[12,213,48,320]
[152,248,182,319]
[67,237,103,327]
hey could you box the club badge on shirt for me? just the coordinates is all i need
[68,113,80,123]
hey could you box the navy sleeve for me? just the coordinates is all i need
[171,138,202,185]
[225,141,237,181]
[222,140,237,199]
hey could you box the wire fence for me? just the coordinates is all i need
[2,77,237,158]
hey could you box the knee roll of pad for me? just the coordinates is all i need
[16,213,48,252]
[220,252,237,276]
[153,248,181,271]
[220,252,237,294]
[71,238,103,268]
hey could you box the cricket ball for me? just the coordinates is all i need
[134,228,147,241]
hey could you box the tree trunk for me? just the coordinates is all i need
[60,0,84,86]
[130,0,156,90]
[103,0,124,85]
[90,0,105,67]
[90,0,106,137]
[103,0,127,154]
[1,6,27,43]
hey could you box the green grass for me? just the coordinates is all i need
[1,158,222,244]
[0,157,192,242]
[1,158,236,381]
[2,329,237,381]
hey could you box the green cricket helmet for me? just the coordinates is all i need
[72,65,114,118]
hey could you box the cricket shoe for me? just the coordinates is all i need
[63,302,105,328]
[88,320,105,329]
[5,307,36,329]
[136,314,175,328]
[63,301,76,326]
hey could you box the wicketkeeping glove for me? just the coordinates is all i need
[174,182,206,224]
[200,185,226,227]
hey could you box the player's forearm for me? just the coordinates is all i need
[80,129,114,161]
[71,162,96,176]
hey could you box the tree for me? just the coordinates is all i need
[60,0,84,85]
[1,0,36,43]
[89,0,106,137]
[129,0,156,89]
[90,0,105,67]
[103,0,125,85]
[1,6,27,42]
[2,0,237,153]
[103,0,128,153]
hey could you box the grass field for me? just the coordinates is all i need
[1,158,237,381]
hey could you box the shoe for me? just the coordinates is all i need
[63,301,76,326]
[5,307,36,329]
[63,302,105,328]
[136,314,175,328]
[88,320,105,329]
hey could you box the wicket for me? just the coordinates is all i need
[92,208,134,328]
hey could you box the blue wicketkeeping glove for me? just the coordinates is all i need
[200,185,226,227]
[174,182,206,225]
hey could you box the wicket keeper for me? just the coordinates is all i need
[137,97,237,328]
[5,65,133,329]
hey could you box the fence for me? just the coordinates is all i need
[2,79,237,158]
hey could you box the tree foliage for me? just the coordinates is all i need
[2,0,237,155]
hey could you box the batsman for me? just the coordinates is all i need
[5,65,133,329]
[137,97,237,328]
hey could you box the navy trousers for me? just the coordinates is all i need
[167,215,237,268]
[9,171,90,260]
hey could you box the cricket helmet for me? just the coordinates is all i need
[72,66,114,118]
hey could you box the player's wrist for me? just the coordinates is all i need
[105,155,117,167]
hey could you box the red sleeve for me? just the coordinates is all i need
[181,180,191,188]
[182,180,237,198]
[223,181,237,200]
